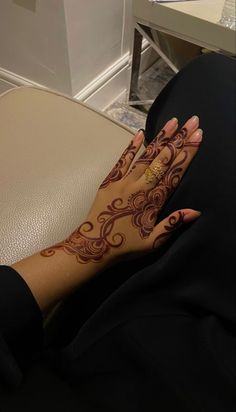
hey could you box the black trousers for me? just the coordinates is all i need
[2,52,236,411]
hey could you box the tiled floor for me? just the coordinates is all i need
[105,58,175,131]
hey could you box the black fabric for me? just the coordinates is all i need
[0,52,235,411]
[0,266,43,387]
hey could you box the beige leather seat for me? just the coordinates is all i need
[0,87,138,266]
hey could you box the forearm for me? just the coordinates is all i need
[11,246,105,313]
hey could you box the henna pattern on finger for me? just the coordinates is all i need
[136,130,169,165]
[99,141,137,189]
[152,211,184,248]
[135,126,188,167]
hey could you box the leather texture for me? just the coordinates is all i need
[0,87,137,265]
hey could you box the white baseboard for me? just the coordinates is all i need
[74,40,157,111]
[0,67,45,88]
[0,40,157,111]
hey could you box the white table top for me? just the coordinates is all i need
[134,0,236,54]
[156,0,224,24]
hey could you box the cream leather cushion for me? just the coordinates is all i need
[0,87,135,265]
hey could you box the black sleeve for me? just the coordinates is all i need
[0,266,43,387]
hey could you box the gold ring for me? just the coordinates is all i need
[145,161,165,184]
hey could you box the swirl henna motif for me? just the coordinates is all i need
[162,127,187,166]
[100,141,137,189]
[41,220,125,264]
[41,190,157,263]
[152,211,184,248]
[136,129,168,165]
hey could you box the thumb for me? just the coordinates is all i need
[150,209,201,249]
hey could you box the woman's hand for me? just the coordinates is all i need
[42,115,202,266]
[13,115,203,311]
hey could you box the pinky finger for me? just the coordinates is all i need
[150,209,201,249]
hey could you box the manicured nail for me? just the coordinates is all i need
[183,210,201,223]
[166,117,178,127]
[134,129,144,144]
[189,129,203,143]
[189,115,199,126]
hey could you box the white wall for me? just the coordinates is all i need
[0,0,72,94]
[64,0,130,95]
[0,1,150,107]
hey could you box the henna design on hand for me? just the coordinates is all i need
[41,139,200,264]
[100,141,137,189]
[41,190,157,263]
[41,151,187,263]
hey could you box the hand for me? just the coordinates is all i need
[42,116,202,267]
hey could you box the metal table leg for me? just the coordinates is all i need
[127,21,179,107]
[128,25,143,102]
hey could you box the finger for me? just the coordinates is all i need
[138,115,200,189]
[160,128,203,197]
[143,128,202,220]
[149,209,201,249]
[127,117,179,180]
[99,130,144,189]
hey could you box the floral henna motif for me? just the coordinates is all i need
[100,141,137,189]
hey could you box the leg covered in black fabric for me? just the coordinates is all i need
[46,53,236,411]
[144,52,236,320]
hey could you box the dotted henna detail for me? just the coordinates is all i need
[99,141,137,189]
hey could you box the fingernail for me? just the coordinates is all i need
[183,210,201,223]
[189,129,203,143]
[189,115,199,126]
[134,129,144,144]
[166,117,178,128]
